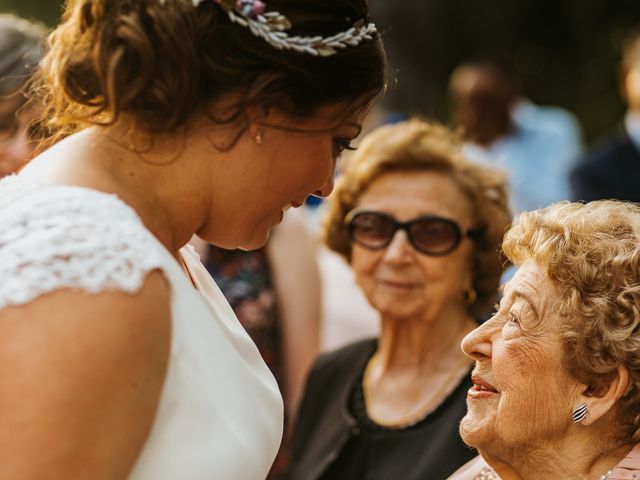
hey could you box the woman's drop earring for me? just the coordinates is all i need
[254,128,263,145]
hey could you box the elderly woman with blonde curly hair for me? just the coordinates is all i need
[286,119,511,480]
[450,200,640,479]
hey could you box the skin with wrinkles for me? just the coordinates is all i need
[460,261,632,479]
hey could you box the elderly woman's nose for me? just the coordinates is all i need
[461,320,494,360]
[382,230,413,262]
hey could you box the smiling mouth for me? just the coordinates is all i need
[468,376,500,398]
[379,280,421,289]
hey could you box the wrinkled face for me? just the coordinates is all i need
[459,260,581,455]
[200,102,366,250]
[0,96,39,178]
[349,170,475,321]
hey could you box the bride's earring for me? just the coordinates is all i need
[254,128,263,145]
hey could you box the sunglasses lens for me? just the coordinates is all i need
[410,219,461,254]
[350,212,395,249]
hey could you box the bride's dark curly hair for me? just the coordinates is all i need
[34,0,386,143]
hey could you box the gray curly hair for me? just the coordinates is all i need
[503,200,640,441]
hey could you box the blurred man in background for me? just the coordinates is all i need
[0,13,46,177]
[571,26,640,203]
[449,59,582,213]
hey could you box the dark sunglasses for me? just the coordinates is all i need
[346,210,483,256]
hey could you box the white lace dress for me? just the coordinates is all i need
[0,175,284,480]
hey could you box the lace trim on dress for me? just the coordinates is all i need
[0,175,166,309]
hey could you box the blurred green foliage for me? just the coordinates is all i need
[0,0,61,26]
[371,0,640,142]
[0,0,639,141]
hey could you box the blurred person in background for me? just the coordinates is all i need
[449,59,582,214]
[450,201,640,479]
[571,26,640,203]
[0,13,46,177]
[286,119,511,480]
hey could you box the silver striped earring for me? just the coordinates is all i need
[572,403,588,423]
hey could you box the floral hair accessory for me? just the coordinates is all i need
[192,0,377,57]
[235,0,266,19]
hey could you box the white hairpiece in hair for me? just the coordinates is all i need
[191,0,377,57]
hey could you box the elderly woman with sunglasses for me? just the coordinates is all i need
[449,201,640,480]
[286,119,511,480]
